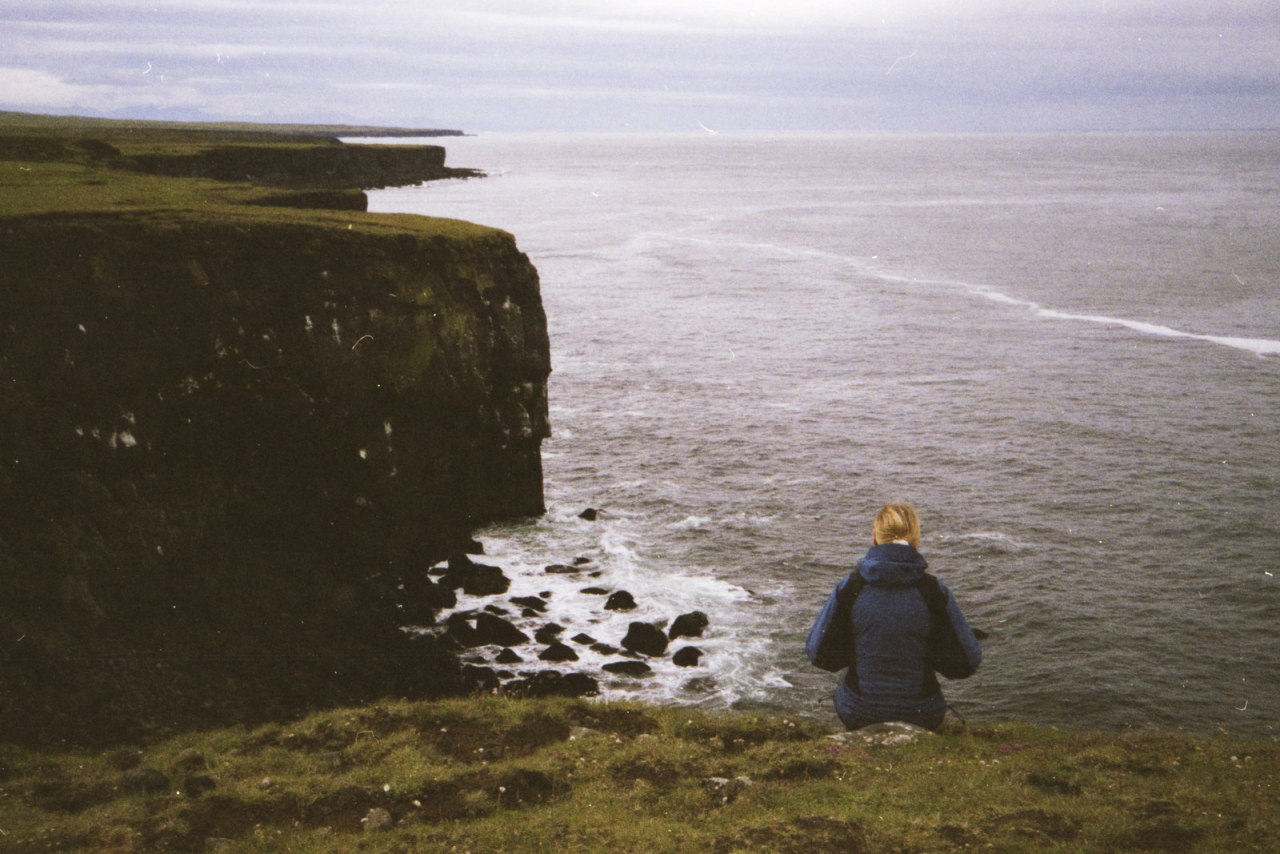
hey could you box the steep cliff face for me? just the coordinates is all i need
[0,210,550,742]
[125,142,479,188]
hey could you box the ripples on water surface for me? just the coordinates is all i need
[367,132,1280,737]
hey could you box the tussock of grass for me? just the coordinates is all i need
[1,696,1276,852]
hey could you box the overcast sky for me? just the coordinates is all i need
[3,1,1278,132]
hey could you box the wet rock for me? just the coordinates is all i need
[503,671,599,698]
[442,556,511,596]
[580,586,610,595]
[604,590,637,611]
[603,661,652,677]
[672,646,703,667]
[445,612,481,647]
[534,623,565,643]
[510,595,549,613]
[472,612,530,647]
[545,563,581,574]
[539,642,579,662]
[669,611,709,639]
[621,622,668,657]
[571,632,597,645]
[590,642,620,655]
[578,507,601,521]
[495,648,522,664]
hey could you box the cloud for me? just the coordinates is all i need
[1,0,1278,130]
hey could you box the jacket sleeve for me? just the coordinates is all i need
[804,580,847,670]
[929,578,983,679]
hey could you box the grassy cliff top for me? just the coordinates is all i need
[0,111,487,237]
[1,695,1276,852]
[0,110,465,142]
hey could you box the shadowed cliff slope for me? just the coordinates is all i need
[0,116,550,744]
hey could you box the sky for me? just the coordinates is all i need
[3,1,1278,133]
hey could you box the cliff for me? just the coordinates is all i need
[0,117,550,743]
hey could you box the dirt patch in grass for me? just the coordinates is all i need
[984,808,1082,843]
[714,816,869,853]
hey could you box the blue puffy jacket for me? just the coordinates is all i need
[806,543,982,730]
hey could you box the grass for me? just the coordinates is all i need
[1,696,1276,853]
[0,110,479,226]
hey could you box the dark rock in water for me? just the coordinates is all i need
[484,604,510,615]
[503,671,599,698]
[672,646,703,667]
[510,595,549,612]
[534,623,565,643]
[580,586,610,595]
[494,648,522,664]
[545,563,581,574]
[571,633,596,645]
[669,611,710,639]
[472,612,530,647]
[621,622,668,657]
[465,539,485,555]
[972,627,990,640]
[578,507,600,520]
[446,612,481,647]
[603,660,652,677]
[590,643,620,655]
[442,559,511,596]
[604,590,637,611]
[539,642,579,662]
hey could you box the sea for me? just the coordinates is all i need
[358,131,1280,739]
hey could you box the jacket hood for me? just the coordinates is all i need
[857,542,929,586]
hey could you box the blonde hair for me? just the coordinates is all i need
[873,502,921,549]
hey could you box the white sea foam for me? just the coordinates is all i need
[420,515,786,711]
[875,269,1280,359]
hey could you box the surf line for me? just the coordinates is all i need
[868,267,1280,358]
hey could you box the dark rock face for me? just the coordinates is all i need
[0,211,551,744]
[621,623,669,657]
[126,142,478,189]
[441,557,512,596]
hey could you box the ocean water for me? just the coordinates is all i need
[364,132,1280,738]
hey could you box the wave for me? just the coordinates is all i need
[655,232,1280,359]
[871,268,1280,359]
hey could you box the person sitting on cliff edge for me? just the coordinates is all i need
[805,502,982,731]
